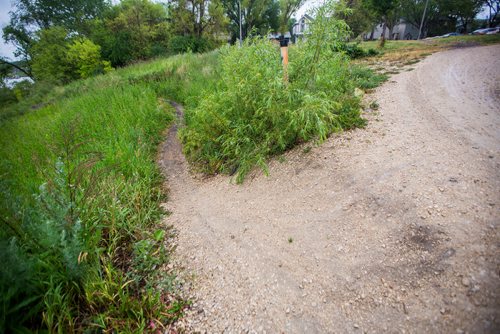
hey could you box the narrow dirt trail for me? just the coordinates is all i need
[160,45,500,333]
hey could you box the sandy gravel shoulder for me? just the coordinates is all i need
[160,45,500,333]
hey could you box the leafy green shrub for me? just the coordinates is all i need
[169,35,216,54]
[31,27,113,84]
[0,86,17,106]
[67,38,113,78]
[130,229,170,289]
[0,155,93,333]
[180,1,365,182]
[0,237,41,332]
[12,79,34,101]
[333,42,365,59]
[31,27,75,83]
[350,65,388,90]
[91,0,170,66]
[366,47,379,56]
[0,81,55,121]
[333,42,379,59]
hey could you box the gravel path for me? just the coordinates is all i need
[160,45,500,333]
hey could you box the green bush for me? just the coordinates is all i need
[350,65,388,90]
[67,38,113,78]
[0,81,55,121]
[333,42,379,59]
[31,27,113,84]
[31,27,75,83]
[11,79,34,101]
[169,35,216,54]
[0,86,18,106]
[180,1,365,182]
[366,48,379,56]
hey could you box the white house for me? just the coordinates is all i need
[365,19,420,40]
[292,14,420,42]
[292,14,314,41]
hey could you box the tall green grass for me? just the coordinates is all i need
[0,52,221,332]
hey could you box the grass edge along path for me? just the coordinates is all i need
[358,34,500,65]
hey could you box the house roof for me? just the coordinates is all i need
[293,14,314,27]
[303,14,314,21]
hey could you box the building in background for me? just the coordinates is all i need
[365,19,420,40]
[292,14,314,42]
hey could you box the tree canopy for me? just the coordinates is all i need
[341,0,491,40]
[1,0,491,85]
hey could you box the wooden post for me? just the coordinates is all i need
[281,45,288,83]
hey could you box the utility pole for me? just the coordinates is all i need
[239,0,243,47]
[417,0,429,40]
[280,41,289,83]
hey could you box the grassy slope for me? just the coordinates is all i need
[0,52,220,332]
[1,51,220,203]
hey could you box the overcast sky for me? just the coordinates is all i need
[0,0,16,59]
[295,0,323,19]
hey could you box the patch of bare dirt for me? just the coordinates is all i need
[160,45,500,333]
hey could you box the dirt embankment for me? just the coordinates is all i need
[160,45,500,333]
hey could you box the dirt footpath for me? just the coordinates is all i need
[160,45,500,333]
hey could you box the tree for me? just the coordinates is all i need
[222,0,280,42]
[30,27,111,83]
[92,0,170,65]
[399,0,459,38]
[440,0,485,33]
[0,58,32,79]
[484,0,499,26]
[3,0,109,67]
[287,17,297,35]
[335,0,377,39]
[206,0,229,37]
[400,0,436,38]
[278,0,306,32]
[169,0,228,38]
[364,0,398,46]
[0,62,19,106]
[30,27,74,83]
[5,0,108,31]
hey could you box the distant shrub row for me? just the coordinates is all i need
[333,42,380,59]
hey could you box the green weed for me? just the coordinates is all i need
[404,59,420,66]
[369,101,379,110]
[180,4,373,182]
[350,66,388,90]
[0,61,179,332]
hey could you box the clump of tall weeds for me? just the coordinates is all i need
[180,0,365,182]
[0,104,181,332]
